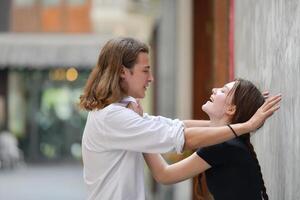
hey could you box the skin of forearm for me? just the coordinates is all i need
[144,153,209,185]
[183,122,251,150]
[143,153,169,184]
[183,120,210,128]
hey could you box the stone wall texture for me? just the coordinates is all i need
[235,1,300,199]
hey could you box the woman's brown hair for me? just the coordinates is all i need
[195,78,268,200]
[79,37,149,110]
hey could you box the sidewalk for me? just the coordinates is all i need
[0,162,86,200]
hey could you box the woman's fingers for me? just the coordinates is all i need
[261,94,282,111]
[127,102,143,116]
[264,105,280,117]
[262,91,270,99]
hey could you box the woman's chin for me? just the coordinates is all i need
[202,102,210,113]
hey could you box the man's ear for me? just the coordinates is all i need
[120,66,127,79]
[226,105,236,116]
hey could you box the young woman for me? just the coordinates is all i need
[143,79,273,200]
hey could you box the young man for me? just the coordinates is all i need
[79,37,281,200]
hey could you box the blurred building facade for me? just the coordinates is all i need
[11,0,91,32]
[0,0,100,163]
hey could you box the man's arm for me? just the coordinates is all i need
[183,123,248,150]
[128,94,281,152]
[183,120,210,128]
[183,94,281,150]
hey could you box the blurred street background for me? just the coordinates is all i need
[0,0,299,200]
[0,162,85,200]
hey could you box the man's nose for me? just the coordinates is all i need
[148,72,154,82]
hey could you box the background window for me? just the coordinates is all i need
[14,0,35,6]
[41,0,60,7]
[67,0,85,6]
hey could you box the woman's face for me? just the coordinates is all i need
[202,81,236,120]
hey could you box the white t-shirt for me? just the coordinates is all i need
[82,101,185,200]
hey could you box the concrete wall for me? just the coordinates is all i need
[156,0,177,118]
[157,0,192,119]
[235,1,300,199]
[0,0,11,31]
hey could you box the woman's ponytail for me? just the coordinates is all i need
[244,137,269,200]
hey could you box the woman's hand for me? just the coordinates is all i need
[262,91,269,99]
[247,94,282,131]
[127,99,143,117]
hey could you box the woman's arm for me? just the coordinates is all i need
[143,153,210,184]
[183,120,210,128]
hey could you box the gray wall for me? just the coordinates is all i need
[156,0,177,118]
[235,1,300,199]
[0,0,11,32]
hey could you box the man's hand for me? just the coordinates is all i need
[247,94,282,131]
[127,99,143,117]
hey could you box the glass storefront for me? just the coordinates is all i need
[8,68,89,161]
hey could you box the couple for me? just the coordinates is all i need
[79,37,281,200]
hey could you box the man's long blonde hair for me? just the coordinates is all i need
[79,37,149,110]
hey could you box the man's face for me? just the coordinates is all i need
[121,52,153,98]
